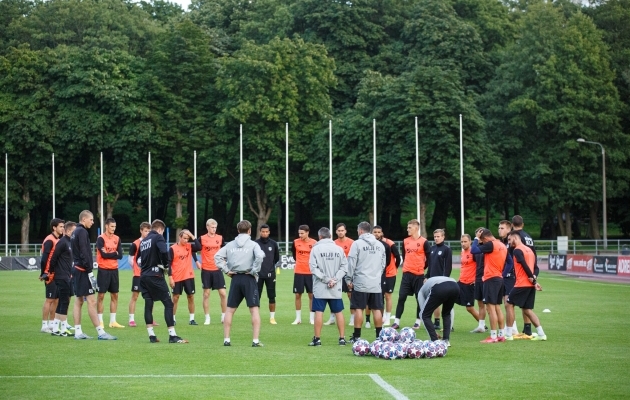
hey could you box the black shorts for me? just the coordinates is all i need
[45,281,58,299]
[381,276,396,294]
[342,279,351,293]
[97,269,119,293]
[73,268,96,297]
[172,278,196,296]
[398,272,423,298]
[131,276,141,293]
[350,291,383,311]
[474,280,484,301]
[483,277,504,305]
[55,279,72,300]
[201,270,226,291]
[507,287,536,309]
[293,273,313,294]
[503,275,516,296]
[257,275,276,302]
[140,275,172,303]
[227,274,259,308]
[457,282,475,307]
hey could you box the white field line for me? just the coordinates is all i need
[0,373,408,399]
[544,277,630,287]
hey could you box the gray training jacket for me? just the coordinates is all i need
[345,233,386,293]
[214,233,265,277]
[309,238,348,299]
[417,276,457,314]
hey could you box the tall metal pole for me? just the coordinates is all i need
[459,114,464,236]
[148,152,151,223]
[577,139,607,249]
[285,123,289,254]
[415,117,421,236]
[240,124,243,221]
[194,150,197,237]
[373,119,377,227]
[329,120,333,231]
[5,154,8,256]
[52,153,56,219]
[100,152,104,233]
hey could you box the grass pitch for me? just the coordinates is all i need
[1,269,629,399]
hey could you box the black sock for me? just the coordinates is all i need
[366,315,371,323]
[524,323,532,335]
[375,327,382,337]
[315,336,320,340]
[435,318,440,326]
[353,328,361,338]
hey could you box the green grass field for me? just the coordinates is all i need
[1,269,629,399]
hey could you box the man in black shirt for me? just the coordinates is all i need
[138,219,188,344]
[255,224,280,325]
[511,215,540,338]
[48,222,76,336]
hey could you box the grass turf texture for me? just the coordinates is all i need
[1,270,629,399]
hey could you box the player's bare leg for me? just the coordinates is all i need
[308,293,314,324]
[523,308,546,339]
[250,306,261,343]
[313,311,324,337]
[383,292,393,326]
[335,312,345,338]
[172,294,180,323]
[353,308,364,340]
[218,288,227,323]
[223,307,236,344]
[466,305,480,321]
[97,292,105,326]
[293,293,302,324]
[187,294,196,324]
[108,292,123,327]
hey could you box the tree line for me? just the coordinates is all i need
[1,0,629,246]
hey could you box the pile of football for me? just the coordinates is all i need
[351,327,448,360]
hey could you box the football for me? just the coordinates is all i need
[398,327,416,343]
[380,342,399,360]
[424,341,438,359]
[434,340,447,357]
[393,342,407,359]
[406,340,425,359]
[352,339,371,356]
[378,327,399,342]
[369,340,382,357]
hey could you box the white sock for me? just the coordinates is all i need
[270,312,275,319]
[224,337,230,343]
[309,312,315,321]
[98,314,103,323]
[52,319,60,332]
[189,313,195,321]
[506,327,512,337]
[253,338,259,344]
[394,318,400,324]
[490,330,497,339]
[75,325,83,336]
[349,315,355,322]
[173,315,177,322]
[328,314,335,322]
[415,318,422,326]
[168,327,176,336]
[221,313,225,322]
[295,310,301,320]
[512,322,518,332]
[537,326,545,336]
[96,326,105,336]
[110,313,116,324]
[205,314,210,320]
[498,329,504,338]
[479,319,486,328]
[147,326,155,336]
[129,314,135,322]
[42,320,48,328]
[61,320,68,331]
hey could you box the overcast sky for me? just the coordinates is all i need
[170,0,191,11]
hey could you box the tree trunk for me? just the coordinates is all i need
[420,201,427,238]
[556,208,566,237]
[20,189,30,253]
[430,200,448,232]
[225,193,240,236]
[589,201,601,239]
[390,207,402,240]
[564,205,572,240]
[247,188,273,239]
[105,193,120,219]
[175,190,183,237]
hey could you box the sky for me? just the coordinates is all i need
[170,0,192,11]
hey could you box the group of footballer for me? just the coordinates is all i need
[38,210,546,345]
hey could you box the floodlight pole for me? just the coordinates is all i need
[577,138,607,249]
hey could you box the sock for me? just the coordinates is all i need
[524,323,532,335]
[224,337,231,343]
[349,315,355,323]
[189,313,195,321]
[295,310,301,320]
[328,314,335,322]
[98,314,103,323]
[129,314,135,322]
[205,314,210,320]
[42,320,48,328]
[173,315,177,322]
[490,330,497,339]
[96,326,105,336]
[536,326,545,336]
[415,318,422,326]
[75,325,82,336]
[270,312,275,319]
[353,328,361,338]
[366,314,371,323]
[147,326,155,337]
[506,327,512,337]
[110,313,116,324]
[253,338,259,344]
[52,319,60,332]
[375,327,382,337]
[314,336,320,340]
[61,320,68,331]
[394,318,400,325]
[479,319,486,328]
[498,329,504,338]
[221,313,225,321]
[168,327,176,336]
[435,318,440,326]
[512,321,518,333]
[309,312,315,321]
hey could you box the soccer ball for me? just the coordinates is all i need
[393,342,407,359]
[380,343,399,360]
[352,339,371,356]
[398,327,416,343]
[406,340,425,359]
[369,340,382,357]
[434,340,447,357]
[424,341,438,359]
[378,327,398,342]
